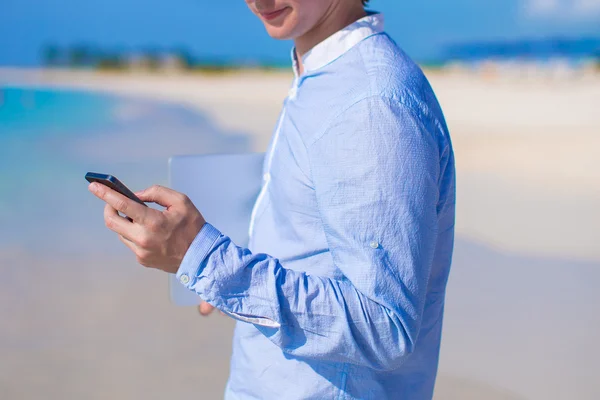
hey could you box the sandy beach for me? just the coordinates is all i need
[3,67,598,260]
[1,68,599,399]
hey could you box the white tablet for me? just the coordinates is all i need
[168,153,265,306]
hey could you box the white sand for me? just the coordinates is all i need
[2,67,598,260]
[1,68,599,399]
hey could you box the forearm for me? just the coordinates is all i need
[178,224,420,371]
[177,96,444,370]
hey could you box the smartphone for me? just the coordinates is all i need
[85,172,147,207]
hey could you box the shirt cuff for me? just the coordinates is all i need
[176,222,222,289]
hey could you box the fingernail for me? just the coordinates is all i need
[89,183,98,193]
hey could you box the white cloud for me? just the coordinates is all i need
[524,0,600,18]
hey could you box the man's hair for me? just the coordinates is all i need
[362,0,369,5]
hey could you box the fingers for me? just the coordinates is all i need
[103,203,133,236]
[118,234,138,253]
[198,301,216,316]
[89,183,148,222]
[136,185,189,209]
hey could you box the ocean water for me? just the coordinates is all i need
[0,87,251,254]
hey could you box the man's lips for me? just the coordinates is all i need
[260,7,290,21]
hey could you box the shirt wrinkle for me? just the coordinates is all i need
[175,12,455,400]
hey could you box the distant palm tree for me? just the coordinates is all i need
[97,51,125,70]
[41,44,62,66]
[142,47,162,70]
[68,45,94,67]
[172,47,195,69]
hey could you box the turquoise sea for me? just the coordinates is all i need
[0,87,250,254]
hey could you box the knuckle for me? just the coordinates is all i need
[114,199,128,212]
[137,234,151,248]
[145,220,157,233]
[145,216,161,232]
[151,185,163,195]
[104,217,115,230]
[180,193,191,205]
[136,250,150,265]
[177,192,188,201]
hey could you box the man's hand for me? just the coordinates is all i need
[198,301,217,316]
[89,183,206,274]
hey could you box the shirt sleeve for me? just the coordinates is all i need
[176,95,443,371]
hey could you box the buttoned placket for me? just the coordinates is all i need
[248,53,301,239]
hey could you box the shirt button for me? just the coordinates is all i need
[370,241,380,249]
[288,88,297,98]
[179,274,190,285]
[263,173,271,181]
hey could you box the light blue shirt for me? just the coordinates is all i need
[177,13,456,400]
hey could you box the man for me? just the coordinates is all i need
[89,0,456,398]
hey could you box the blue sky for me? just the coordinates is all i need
[1,0,599,66]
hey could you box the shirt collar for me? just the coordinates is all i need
[292,12,385,76]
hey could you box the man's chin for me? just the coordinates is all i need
[264,26,295,40]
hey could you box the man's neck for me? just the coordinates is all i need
[294,5,367,75]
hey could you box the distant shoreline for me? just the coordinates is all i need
[1,66,598,260]
[0,67,293,153]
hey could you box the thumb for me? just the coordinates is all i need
[136,185,180,208]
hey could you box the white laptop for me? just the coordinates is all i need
[168,153,265,306]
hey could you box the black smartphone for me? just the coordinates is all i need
[85,172,147,207]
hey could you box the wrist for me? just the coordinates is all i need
[176,223,223,283]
